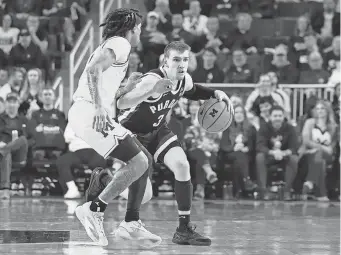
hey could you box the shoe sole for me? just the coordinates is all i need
[172,238,211,246]
[85,168,103,202]
[114,228,162,248]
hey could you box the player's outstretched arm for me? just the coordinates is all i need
[86,48,116,107]
[116,76,173,109]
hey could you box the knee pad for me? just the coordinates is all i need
[172,160,191,182]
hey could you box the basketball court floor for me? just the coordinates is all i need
[0,198,339,255]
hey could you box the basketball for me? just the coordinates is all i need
[197,98,234,133]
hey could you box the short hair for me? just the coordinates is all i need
[164,41,191,58]
[270,105,284,114]
[100,8,142,40]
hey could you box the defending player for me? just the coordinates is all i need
[86,41,233,246]
[68,9,163,246]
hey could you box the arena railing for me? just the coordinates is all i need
[52,76,64,111]
[204,83,335,121]
[69,20,94,104]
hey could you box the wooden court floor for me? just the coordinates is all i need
[0,198,339,255]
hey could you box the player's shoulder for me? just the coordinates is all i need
[101,36,131,62]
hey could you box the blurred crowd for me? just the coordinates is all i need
[0,0,340,201]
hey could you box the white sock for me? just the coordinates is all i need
[66,181,78,191]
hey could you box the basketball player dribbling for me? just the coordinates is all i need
[86,41,233,246]
[68,9,169,246]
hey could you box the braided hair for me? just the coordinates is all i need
[100,8,142,41]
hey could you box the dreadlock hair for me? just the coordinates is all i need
[100,8,142,41]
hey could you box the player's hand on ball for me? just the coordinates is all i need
[93,106,110,132]
[154,79,174,94]
[214,90,234,114]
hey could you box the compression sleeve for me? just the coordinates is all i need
[183,84,215,101]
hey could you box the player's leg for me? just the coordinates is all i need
[154,126,211,246]
[85,135,159,247]
[113,136,161,248]
[69,101,149,246]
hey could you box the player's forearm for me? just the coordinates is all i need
[117,88,154,109]
[86,66,102,107]
[115,87,129,99]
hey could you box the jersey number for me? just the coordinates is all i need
[100,119,115,138]
[153,114,164,127]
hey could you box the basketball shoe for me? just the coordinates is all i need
[85,167,113,202]
[172,223,211,246]
[75,201,108,246]
[114,220,162,248]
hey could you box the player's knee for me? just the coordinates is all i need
[172,159,191,182]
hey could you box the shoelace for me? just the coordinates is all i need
[94,213,105,235]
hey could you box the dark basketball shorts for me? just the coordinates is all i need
[133,123,182,163]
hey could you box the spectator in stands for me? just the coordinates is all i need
[56,123,106,199]
[152,0,173,34]
[184,101,219,200]
[8,0,42,27]
[300,100,337,202]
[328,60,340,87]
[332,82,340,124]
[123,52,145,83]
[0,48,6,68]
[210,0,238,20]
[245,74,286,126]
[256,105,298,200]
[18,68,44,118]
[299,51,330,84]
[225,48,256,83]
[223,13,258,55]
[183,0,208,36]
[323,36,340,73]
[192,47,224,83]
[230,94,244,106]
[0,14,20,55]
[192,16,226,54]
[0,92,31,199]
[41,0,81,50]
[8,29,44,71]
[26,15,48,54]
[290,15,313,63]
[0,68,8,89]
[31,87,66,154]
[140,11,168,70]
[294,34,322,71]
[0,68,25,100]
[310,0,340,43]
[264,44,299,84]
[268,71,291,119]
[166,13,195,47]
[217,104,256,198]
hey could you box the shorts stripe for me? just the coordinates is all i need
[154,135,177,162]
[103,131,129,158]
[118,105,138,123]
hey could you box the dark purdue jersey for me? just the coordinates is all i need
[118,68,188,134]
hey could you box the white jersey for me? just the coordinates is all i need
[73,36,131,116]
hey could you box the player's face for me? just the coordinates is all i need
[130,23,141,47]
[234,106,244,123]
[270,110,284,128]
[165,50,189,80]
